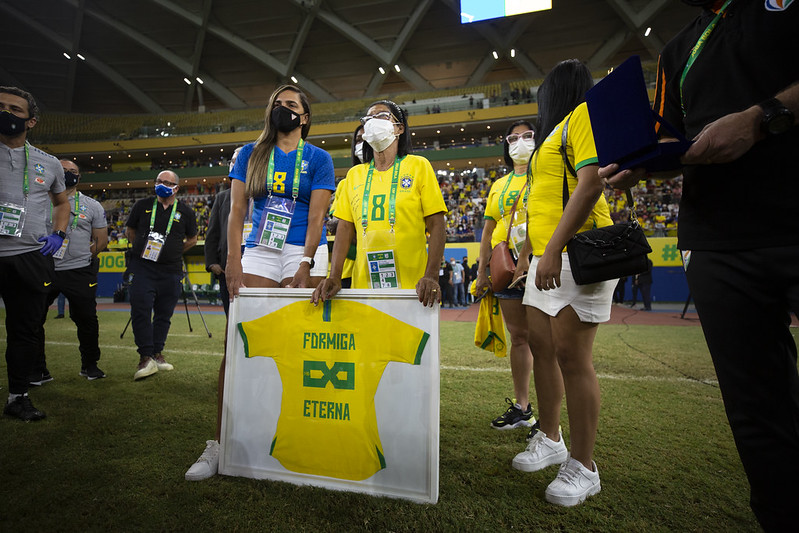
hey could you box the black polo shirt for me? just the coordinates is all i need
[654,1,799,251]
[126,196,197,274]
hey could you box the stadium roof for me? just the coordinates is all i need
[0,0,696,115]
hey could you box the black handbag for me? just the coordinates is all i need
[559,114,652,285]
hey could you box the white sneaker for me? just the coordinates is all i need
[133,357,158,380]
[512,429,568,472]
[185,440,220,481]
[154,354,174,371]
[545,455,601,507]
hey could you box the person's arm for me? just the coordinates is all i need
[289,188,332,288]
[49,191,69,233]
[226,179,248,299]
[183,234,198,252]
[474,218,496,294]
[417,212,445,307]
[182,204,199,252]
[535,164,604,291]
[510,232,531,286]
[91,227,108,257]
[205,195,223,276]
[311,218,353,304]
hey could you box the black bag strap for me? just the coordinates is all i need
[559,112,639,224]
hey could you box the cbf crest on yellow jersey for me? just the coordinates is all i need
[332,154,447,289]
[237,299,429,481]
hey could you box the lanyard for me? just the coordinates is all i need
[266,139,304,200]
[498,172,528,218]
[361,156,403,234]
[70,191,80,230]
[149,198,178,235]
[679,0,733,116]
[23,143,29,198]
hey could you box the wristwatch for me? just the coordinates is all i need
[300,256,315,268]
[758,98,795,136]
[54,230,67,239]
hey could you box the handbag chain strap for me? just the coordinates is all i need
[559,113,640,225]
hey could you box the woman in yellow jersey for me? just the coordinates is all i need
[509,60,615,507]
[312,100,447,307]
[475,120,538,431]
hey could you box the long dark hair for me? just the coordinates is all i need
[503,119,536,167]
[245,84,311,198]
[534,59,594,157]
[351,124,364,166]
[361,100,412,164]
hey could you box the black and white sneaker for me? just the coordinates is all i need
[28,370,54,386]
[80,365,107,380]
[4,395,46,421]
[491,398,535,430]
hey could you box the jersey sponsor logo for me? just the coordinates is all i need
[89,282,98,287]
[43,281,51,286]
[78,213,87,219]
[34,163,45,175]
[764,0,794,11]
[303,399,351,420]
[145,209,152,213]
[400,176,413,189]
[35,177,45,184]
[303,360,355,390]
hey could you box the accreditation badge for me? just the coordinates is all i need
[507,206,527,257]
[142,231,165,262]
[242,222,253,243]
[0,201,26,237]
[366,250,399,289]
[53,237,69,259]
[256,196,295,250]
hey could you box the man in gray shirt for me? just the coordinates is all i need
[0,86,69,421]
[32,159,109,383]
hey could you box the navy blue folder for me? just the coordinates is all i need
[585,55,691,172]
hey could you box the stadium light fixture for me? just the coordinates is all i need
[510,48,516,58]
[394,64,401,73]
[492,50,499,60]
[196,77,204,84]
[291,76,298,83]
[183,77,192,85]
[645,27,652,37]
[63,52,71,60]
[77,53,85,61]
[378,66,386,75]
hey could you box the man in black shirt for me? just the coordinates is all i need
[603,2,798,529]
[126,171,198,380]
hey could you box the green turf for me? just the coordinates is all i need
[2,308,787,532]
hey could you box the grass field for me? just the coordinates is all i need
[1,305,786,532]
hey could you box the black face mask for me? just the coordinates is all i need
[64,170,80,188]
[270,105,302,133]
[0,110,29,137]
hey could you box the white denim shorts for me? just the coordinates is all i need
[241,242,328,282]
[522,253,616,323]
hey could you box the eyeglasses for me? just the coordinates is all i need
[156,179,177,187]
[360,111,396,125]
[506,131,535,144]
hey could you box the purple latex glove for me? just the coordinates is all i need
[38,233,64,256]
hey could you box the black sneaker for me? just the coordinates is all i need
[491,398,535,430]
[80,365,107,380]
[3,395,46,421]
[28,370,54,386]
[526,420,542,441]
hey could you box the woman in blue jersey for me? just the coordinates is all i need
[226,84,335,296]
[474,120,537,432]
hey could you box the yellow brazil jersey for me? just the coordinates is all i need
[237,299,430,481]
[484,172,528,249]
[332,154,447,289]
[527,102,612,255]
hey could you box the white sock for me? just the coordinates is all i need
[8,393,25,404]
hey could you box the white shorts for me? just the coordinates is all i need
[522,253,616,323]
[241,242,328,282]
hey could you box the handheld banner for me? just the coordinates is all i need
[219,288,440,504]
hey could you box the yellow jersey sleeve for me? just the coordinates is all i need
[484,173,528,250]
[237,299,429,481]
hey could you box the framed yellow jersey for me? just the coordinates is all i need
[220,288,440,503]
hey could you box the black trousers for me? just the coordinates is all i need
[0,251,54,394]
[35,263,101,372]
[686,245,799,532]
[128,264,182,360]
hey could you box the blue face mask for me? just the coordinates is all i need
[155,183,175,198]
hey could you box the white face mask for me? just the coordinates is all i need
[363,118,397,153]
[354,141,364,163]
[508,138,535,166]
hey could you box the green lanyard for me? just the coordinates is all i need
[680,0,733,116]
[361,156,404,234]
[498,172,528,218]
[70,191,80,231]
[23,143,29,198]
[149,198,178,235]
[266,139,304,200]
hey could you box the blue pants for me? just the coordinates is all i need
[128,265,183,360]
[57,292,66,315]
[453,282,466,306]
